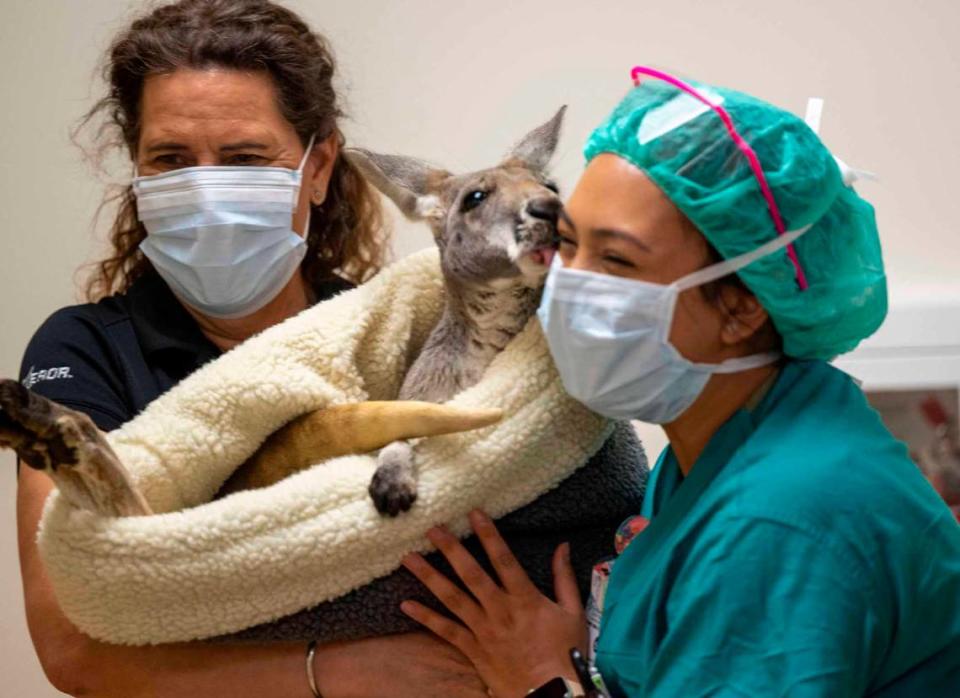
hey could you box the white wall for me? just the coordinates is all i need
[1,0,957,693]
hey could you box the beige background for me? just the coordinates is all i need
[1,0,958,694]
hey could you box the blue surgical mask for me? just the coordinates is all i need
[132,136,315,319]
[537,225,811,424]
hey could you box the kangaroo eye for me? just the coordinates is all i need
[544,180,559,194]
[461,189,488,212]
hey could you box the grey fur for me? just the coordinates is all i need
[346,150,447,220]
[348,108,567,515]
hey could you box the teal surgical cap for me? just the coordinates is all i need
[584,75,887,359]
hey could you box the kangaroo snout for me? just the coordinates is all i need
[515,195,561,254]
[526,196,561,224]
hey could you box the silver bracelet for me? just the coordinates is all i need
[305,640,323,698]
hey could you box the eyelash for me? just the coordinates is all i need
[153,154,186,167]
[151,153,267,167]
[225,154,266,165]
[603,255,634,268]
[558,236,634,268]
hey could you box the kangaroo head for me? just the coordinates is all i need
[346,107,566,289]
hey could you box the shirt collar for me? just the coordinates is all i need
[124,271,355,359]
[125,271,220,360]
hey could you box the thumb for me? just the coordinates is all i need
[552,542,583,613]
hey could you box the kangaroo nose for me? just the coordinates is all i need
[526,197,561,224]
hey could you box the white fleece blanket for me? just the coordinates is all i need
[37,248,612,645]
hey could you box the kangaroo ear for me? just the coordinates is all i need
[505,105,567,172]
[344,149,449,221]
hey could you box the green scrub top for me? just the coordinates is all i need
[594,360,960,697]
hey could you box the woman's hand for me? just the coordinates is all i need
[400,510,587,698]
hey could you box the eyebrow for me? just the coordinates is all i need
[593,228,653,253]
[144,142,189,153]
[144,141,271,153]
[219,141,270,152]
[557,208,652,253]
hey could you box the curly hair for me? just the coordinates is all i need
[80,0,387,301]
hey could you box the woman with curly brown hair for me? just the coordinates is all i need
[16,1,486,695]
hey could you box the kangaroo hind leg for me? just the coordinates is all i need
[0,379,150,517]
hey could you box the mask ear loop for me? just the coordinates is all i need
[630,66,809,291]
[297,134,319,235]
[297,133,318,173]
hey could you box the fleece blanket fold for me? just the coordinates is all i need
[227,421,646,644]
[37,248,639,645]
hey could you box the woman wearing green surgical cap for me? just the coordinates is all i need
[399,67,960,697]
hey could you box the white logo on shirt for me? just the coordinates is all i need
[22,365,74,389]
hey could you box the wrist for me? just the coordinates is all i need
[526,662,584,698]
[527,675,585,698]
[308,640,353,697]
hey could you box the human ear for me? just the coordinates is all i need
[306,132,340,206]
[716,284,771,348]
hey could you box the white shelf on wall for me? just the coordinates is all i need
[833,291,960,470]
[834,292,960,392]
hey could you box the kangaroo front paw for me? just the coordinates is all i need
[369,441,418,517]
[369,466,418,517]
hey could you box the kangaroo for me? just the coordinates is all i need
[0,107,565,518]
[350,107,565,515]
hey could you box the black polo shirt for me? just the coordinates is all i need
[19,271,353,432]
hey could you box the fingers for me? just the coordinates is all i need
[402,552,485,629]
[400,600,479,659]
[425,526,508,614]
[468,510,538,597]
[551,542,583,614]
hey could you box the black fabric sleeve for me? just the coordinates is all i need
[18,306,133,432]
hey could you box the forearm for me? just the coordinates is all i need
[18,467,485,698]
[74,639,318,698]
[75,636,391,698]
[18,467,326,697]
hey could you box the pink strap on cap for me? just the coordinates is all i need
[630,66,809,291]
